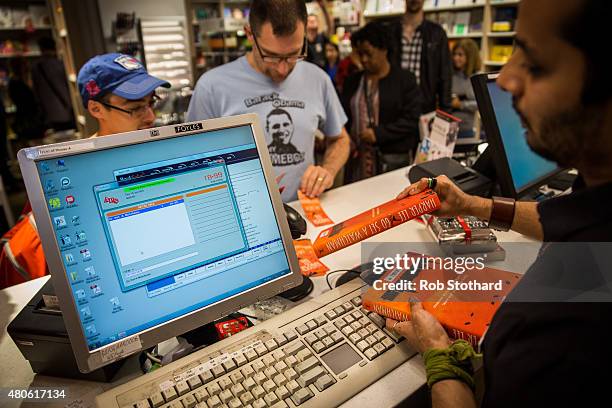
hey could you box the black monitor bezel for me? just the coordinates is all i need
[471,72,563,198]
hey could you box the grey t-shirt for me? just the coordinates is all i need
[186,56,347,202]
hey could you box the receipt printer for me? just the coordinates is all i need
[408,157,493,197]
[7,279,123,381]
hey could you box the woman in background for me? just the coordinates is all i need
[341,22,421,182]
[323,42,340,86]
[451,39,482,138]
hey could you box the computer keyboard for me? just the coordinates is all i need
[96,279,417,408]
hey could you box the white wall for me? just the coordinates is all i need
[97,0,186,38]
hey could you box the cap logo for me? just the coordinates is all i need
[114,55,142,71]
[86,80,101,97]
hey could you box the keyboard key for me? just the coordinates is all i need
[252,399,266,408]
[263,379,276,393]
[296,324,309,335]
[207,383,221,397]
[315,315,327,326]
[219,377,233,390]
[227,398,241,408]
[368,313,386,328]
[219,389,233,403]
[231,383,246,397]
[350,322,362,331]
[283,330,298,342]
[182,394,197,408]
[252,360,266,372]
[291,388,314,406]
[351,310,362,320]
[135,399,150,408]
[211,365,225,378]
[206,395,222,408]
[275,385,290,400]
[265,339,279,352]
[284,355,298,367]
[323,337,335,349]
[149,393,164,407]
[295,356,319,374]
[314,374,336,392]
[255,344,268,356]
[324,310,337,320]
[284,368,298,381]
[305,320,318,331]
[343,315,355,324]
[254,372,267,385]
[351,296,362,307]
[264,392,279,406]
[223,359,237,372]
[244,349,259,362]
[312,341,326,353]
[314,329,326,339]
[364,348,378,360]
[349,333,361,344]
[374,331,386,342]
[374,343,386,355]
[358,328,369,339]
[241,365,255,377]
[359,317,370,326]
[193,389,209,402]
[331,332,344,343]
[383,328,404,343]
[167,401,183,408]
[274,360,288,373]
[176,381,190,396]
[264,366,278,379]
[356,340,369,352]
[333,306,345,315]
[252,385,266,399]
[286,379,300,394]
[274,335,288,347]
[365,335,377,347]
[230,371,245,384]
[304,333,317,345]
[187,376,202,390]
[239,391,255,406]
[234,354,248,367]
[284,341,305,355]
[342,302,353,311]
[341,326,354,336]
[382,338,395,350]
[334,319,347,329]
[297,366,326,388]
[272,349,286,361]
[162,387,178,402]
[273,373,288,387]
[296,348,312,362]
[243,377,257,391]
[262,355,276,367]
[367,324,379,335]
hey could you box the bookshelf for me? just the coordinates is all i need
[363,0,520,71]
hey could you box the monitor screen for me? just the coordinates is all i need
[485,81,559,192]
[35,125,291,352]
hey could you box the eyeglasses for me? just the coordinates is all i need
[251,30,307,64]
[99,95,160,117]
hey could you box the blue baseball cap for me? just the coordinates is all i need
[77,53,170,107]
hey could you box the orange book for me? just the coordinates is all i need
[312,190,441,258]
[362,253,522,347]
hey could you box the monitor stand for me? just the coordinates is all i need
[278,275,313,302]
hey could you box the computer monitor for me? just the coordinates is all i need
[471,72,562,198]
[17,113,302,373]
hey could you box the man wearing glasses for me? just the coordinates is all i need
[77,53,170,137]
[187,0,350,202]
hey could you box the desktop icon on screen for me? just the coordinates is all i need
[61,177,71,188]
[48,197,61,209]
[54,216,66,228]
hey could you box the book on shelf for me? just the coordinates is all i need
[469,8,483,32]
[361,252,522,347]
[453,11,471,34]
[312,190,441,258]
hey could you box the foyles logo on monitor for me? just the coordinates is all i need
[104,196,119,205]
[175,123,203,134]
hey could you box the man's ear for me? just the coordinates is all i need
[245,24,253,42]
[88,100,104,120]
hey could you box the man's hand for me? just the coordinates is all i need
[451,96,462,110]
[300,165,334,197]
[385,301,451,354]
[359,128,376,144]
[397,175,474,217]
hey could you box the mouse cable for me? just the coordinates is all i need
[326,269,360,290]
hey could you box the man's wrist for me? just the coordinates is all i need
[462,196,492,220]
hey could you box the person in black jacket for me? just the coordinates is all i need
[386,0,452,114]
[341,22,421,183]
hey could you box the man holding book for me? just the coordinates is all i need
[390,0,611,406]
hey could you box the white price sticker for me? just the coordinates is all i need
[99,336,142,363]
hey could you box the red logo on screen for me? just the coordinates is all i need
[65,195,75,205]
[104,197,119,204]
